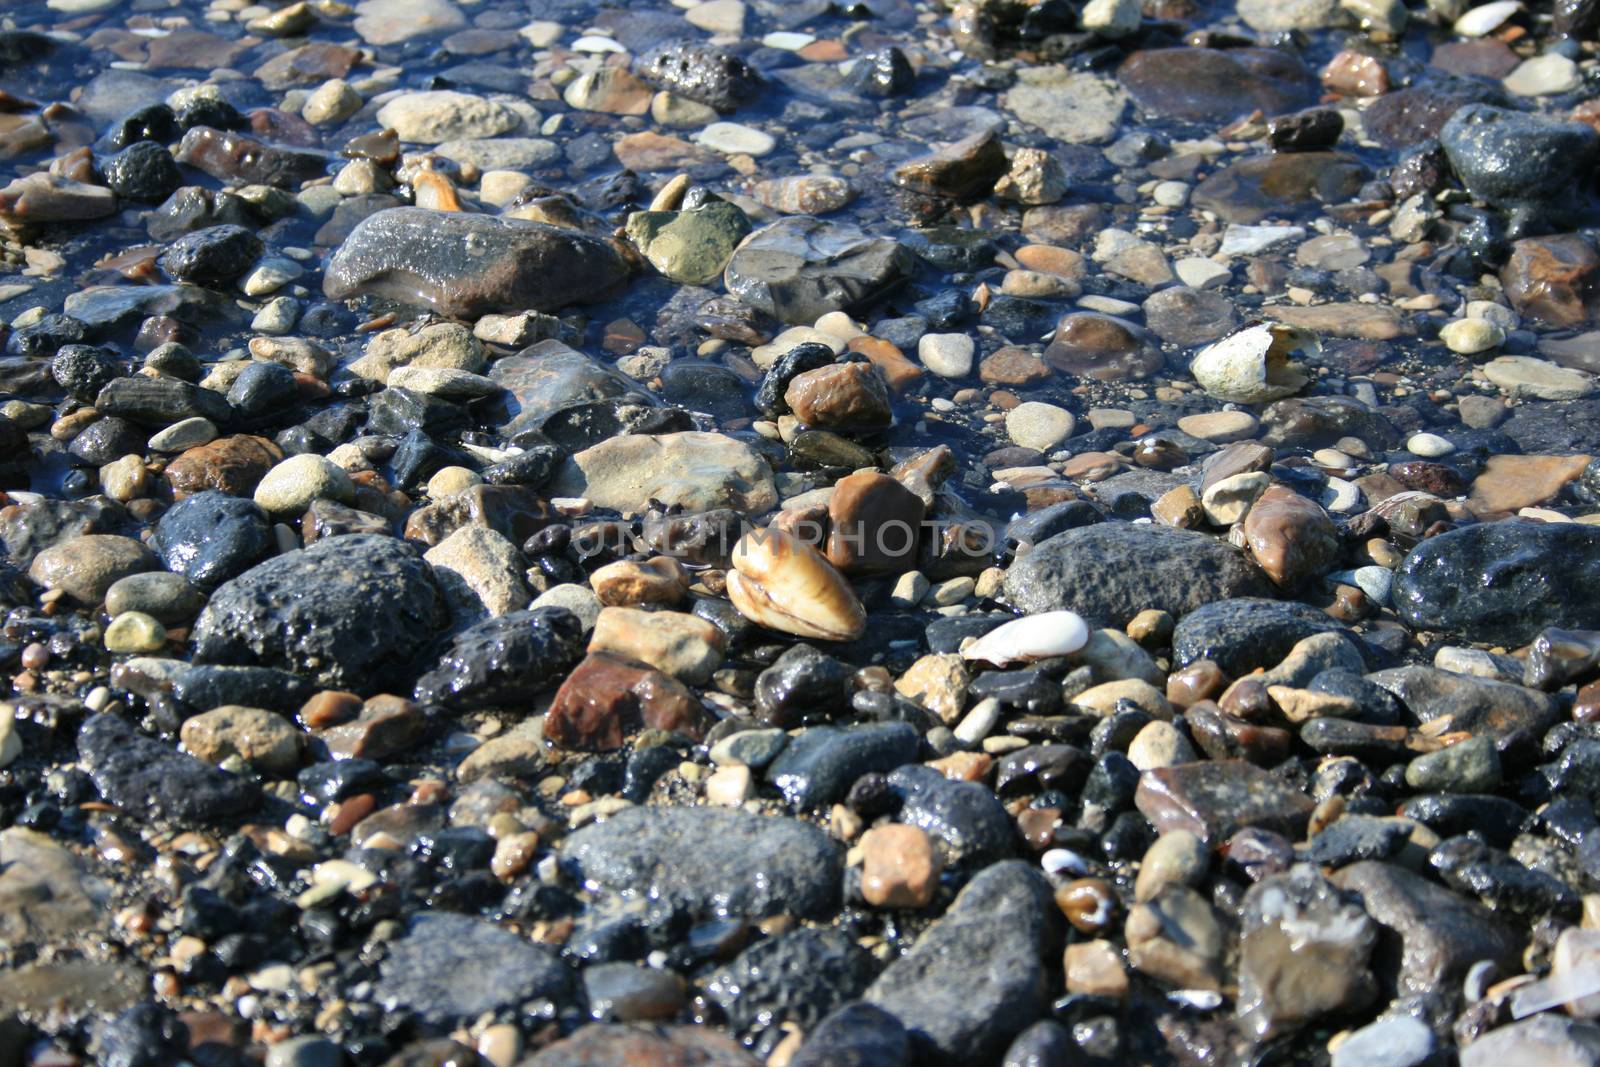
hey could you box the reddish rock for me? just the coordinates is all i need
[1429,39,1520,80]
[1241,485,1340,589]
[165,435,284,498]
[320,695,426,760]
[980,346,1052,386]
[1321,50,1389,97]
[545,652,710,750]
[784,362,893,431]
[825,470,926,574]
[860,824,942,908]
[1468,453,1591,516]
[1500,234,1600,328]
[1044,313,1164,381]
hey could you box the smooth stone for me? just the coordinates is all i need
[28,534,157,605]
[864,861,1057,1063]
[372,913,571,1024]
[253,454,356,516]
[1004,524,1273,627]
[560,805,841,918]
[551,431,777,516]
[323,207,631,318]
[723,216,916,326]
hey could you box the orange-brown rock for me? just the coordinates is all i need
[784,361,892,431]
[1321,50,1390,96]
[846,335,923,393]
[825,470,925,574]
[1241,485,1340,589]
[1500,234,1600,328]
[590,555,690,606]
[544,652,709,750]
[165,435,283,497]
[980,345,1052,386]
[1468,453,1592,516]
[1044,313,1164,381]
[860,823,942,908]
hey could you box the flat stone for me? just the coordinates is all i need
[724,216,916,326]
[560,805,842,918]
[324,207,631,318]
[1135,760,1315,843]
[372,913,572,1024]
[551,431,777,515]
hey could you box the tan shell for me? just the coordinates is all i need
[727,526,867,641]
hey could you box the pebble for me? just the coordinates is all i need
[103,611,167,654]
[253,454,357,516]
[1439,318,1504,354]
[917,333,976,378]
[1005,402,1076,451]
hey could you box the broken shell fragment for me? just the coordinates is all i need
[960,610,1090,666]
[727,526,867,641]
[1189,321,1318,404]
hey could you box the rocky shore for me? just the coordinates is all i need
[3,0,1600,1064]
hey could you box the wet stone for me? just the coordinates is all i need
[193,533,448,694]
[373,913,572,1025]
[704,928,877,1046]
[1118,48,1317,124]
[864,861,1056,1064]
[559,805,842,919]
[1135,760,1315,844]
[324,208,632,318]
[723,217,917,326]
[766,721,920,809]
[413,607,585,712]
[78,712,259,824]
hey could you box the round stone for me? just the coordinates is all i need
[104,611,168,654]
[917,333,976,378]
[253,454,357,515]
[427,465,483,498]
[1177,411,1259,443]
[693,122,775,156]
[1439,318,1504,355]
[1406,432,1455,458]
[1006,402,1077,452]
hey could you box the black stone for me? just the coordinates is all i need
[412,607,586,712]
[704,929,878,1047]
[160,224,263,288]
[103,141,182,204]
[51,345,124,403]
[791,1003,912,1067]
[192,533,448,693]
[1393,520,1600,646]
[1172,598,1354,677]
[755,644,853,727]
[78,712,259,824]
[153,491,274,589]
[226,362,298,421]
[372,913,573,1025]
[887,763,1016,869]
[559,805,842,920]
[635,39,763,112]
[766,721,920,809]
[755,342,835,417]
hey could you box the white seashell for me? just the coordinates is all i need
[1168,989,1225,1011]
[1454,0,1520,37]
[1041,848,1092,877]
[961,611,1090,666]
[1189,321,1318,405]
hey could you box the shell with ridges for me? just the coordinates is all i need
[727,526,866,641]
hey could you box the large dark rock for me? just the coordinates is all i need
[412,607,585,712]
[864,860,1057,1065]
[152,490,273,588]
[1003,523,1273,627]
[765,722,921,810]
[887,763,1016,870]
[1393,520,1600,646]
[791,1004,911,1067]
[704,929,878,1049]
[724,217,917,326]
[94,376,232,428]
[1191,152,1370,225]
[1440,103,1600,235]
[1331,861,1522,1000]
[160,224,262,288]
[634,39,762,112]
[372,913,573,1025]
[191,533,447,693]
[559,806,842,920]
[78,713,259,824]
[1172,598,1355,676]
[323,207,632,318]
